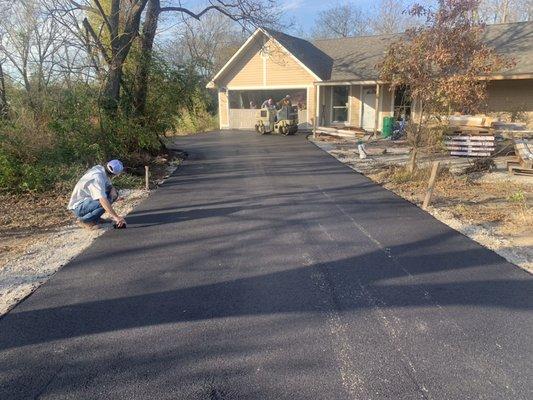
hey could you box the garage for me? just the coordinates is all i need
[207,28,322,131]
[227,88,309,130]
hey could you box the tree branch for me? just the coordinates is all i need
[160,5,239,22]
[82,17,111,64]
[67,0,98,14]
[93,0,113,35]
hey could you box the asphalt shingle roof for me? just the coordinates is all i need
[266,22,533,82]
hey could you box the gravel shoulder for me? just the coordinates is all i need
[0,157,181,317]
[0,189,149,316]
[310,136,532,273]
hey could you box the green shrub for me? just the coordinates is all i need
[174,107,218,135]
[0,52,216,194]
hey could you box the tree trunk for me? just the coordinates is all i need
[407,147,418,173]
[408,99,424,173]
[101,59,122,113]
[0,62,7,118]
[133,0,160,116]
[94,0,149,115]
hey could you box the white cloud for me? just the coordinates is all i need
[280,0,306,12]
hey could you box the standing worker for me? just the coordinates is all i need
[67,160,127,230]
[261,98,275,109]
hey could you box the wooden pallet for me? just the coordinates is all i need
[508,164,533,176]
[444,134,495,157]
[507,141,533,176]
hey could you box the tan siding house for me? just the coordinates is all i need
[208,22,533,132]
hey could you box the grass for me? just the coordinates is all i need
[112,173,144,190]
[507,189,526,203]
[369,163,531,230]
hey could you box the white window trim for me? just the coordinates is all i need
[306,86,311,124]
[330,85,350,125]
[226,84,311,90]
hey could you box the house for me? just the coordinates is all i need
[207,22,533,132]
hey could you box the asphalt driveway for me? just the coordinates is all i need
[0,131,531,399]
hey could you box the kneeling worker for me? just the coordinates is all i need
[67,160,127,230]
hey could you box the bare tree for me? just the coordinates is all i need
[131,0,280,116]
[47,0,280,115]
[370,0,420,35]
[0,0,66,109]
[165,12,245,79]
[0,2,8,117]
[311,1,369,39]
[478,0,531,23]
[0,55,7,118]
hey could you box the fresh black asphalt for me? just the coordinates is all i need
[0,131,531,399]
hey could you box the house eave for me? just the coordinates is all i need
[314,79,381,86]
[312,72,533,87]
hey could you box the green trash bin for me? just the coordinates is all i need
[382,116,394,138]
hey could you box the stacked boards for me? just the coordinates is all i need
[444,127,495,157]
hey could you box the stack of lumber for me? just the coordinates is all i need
[447,115,496,127]
[444,126,495,157]
[317,126,367,139]
[491,121,533,139]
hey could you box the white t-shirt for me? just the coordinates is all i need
[67,165,111,210]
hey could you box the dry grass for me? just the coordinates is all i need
[0,155,183,269]
[0,192,72,266]
[368,164,531,236]
[0,192,72,237]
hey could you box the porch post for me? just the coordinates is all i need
[315,84,320,138]
[374,83,381,136]
[359,86,363,128]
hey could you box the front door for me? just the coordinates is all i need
[362,87,376,130]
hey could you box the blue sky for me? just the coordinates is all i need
[280,0,377,34]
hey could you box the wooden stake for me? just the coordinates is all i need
[145,165,149,191]
[422,161,441,210]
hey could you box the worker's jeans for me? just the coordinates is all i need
[73,192,115,223]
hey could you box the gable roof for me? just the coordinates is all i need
[208,27,325,87]
[209,21,533,87]
[261,28,333,80]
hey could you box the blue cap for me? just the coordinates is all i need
[106,159,124,175]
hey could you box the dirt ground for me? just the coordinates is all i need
[0,157,182,316]
[311,135,532,273]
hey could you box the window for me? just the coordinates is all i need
[393,86,412,120]
[228,89,307,110]
[332,86,349,123]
